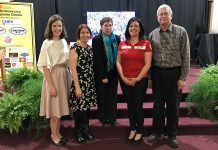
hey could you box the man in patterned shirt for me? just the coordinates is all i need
[148,4,190,148]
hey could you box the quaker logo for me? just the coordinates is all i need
[20,52,29,57]
[9,27,27,35]
[0,27,6,34]
[2,20,14,25]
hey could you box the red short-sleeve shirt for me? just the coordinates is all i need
[118,39,152,78]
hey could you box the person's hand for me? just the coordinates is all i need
[75,88,84,98]
[148,80,152,88]
[128,78,138,86]
[102,78,108,84]
[123,77,134,86]
[50,86,57,97]
[178,80,186,91]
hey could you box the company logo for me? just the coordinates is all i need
[20,52,29,57]
[9,27,26,35]
[4,36,12,44]
[2,19,21,26]
[2,19,13,25]
[0,27,6,34]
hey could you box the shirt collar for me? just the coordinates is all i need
[158,23,173,32]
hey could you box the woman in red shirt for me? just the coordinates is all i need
[116,17,152,144]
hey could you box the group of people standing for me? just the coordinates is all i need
[37,4,190,148]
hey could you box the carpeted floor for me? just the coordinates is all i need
[1,62,218,150]
[1,124,218,150]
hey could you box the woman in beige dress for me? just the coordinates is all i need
[37,14,69,146]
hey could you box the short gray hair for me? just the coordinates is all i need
[157,4,173,16]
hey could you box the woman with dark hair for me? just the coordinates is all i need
[116,17,152,144]
[69,24,97,143]
[92,17,120,127]
[37,14,69,146]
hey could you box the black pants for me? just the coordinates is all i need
[96,70,118,123]
[151,66,182,138]
[120,78,148,134]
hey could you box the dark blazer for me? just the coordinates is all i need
[92,33,121,81]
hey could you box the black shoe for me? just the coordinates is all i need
[126,130,136,144]
[133,137,144,144]
[168,138,179,148]
[147,134,161,143]
[83,132,96,141]
[82,125,96,141]
[76,136,86,143]
[126,137,134,144]
[75,133,86,143]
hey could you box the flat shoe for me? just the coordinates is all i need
[51,136,63,146]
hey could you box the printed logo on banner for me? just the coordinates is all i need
[1,19,21,26]
[20,52,29,57]
[19,57,26,62]
[0,27,6,34]
[2,20,13,25]
[5,63,11,68]
[4,58,10,63]
[4,35,13,44]
[9,27,26,35]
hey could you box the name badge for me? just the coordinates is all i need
[134,46,146,50]
[121,45,131,49]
